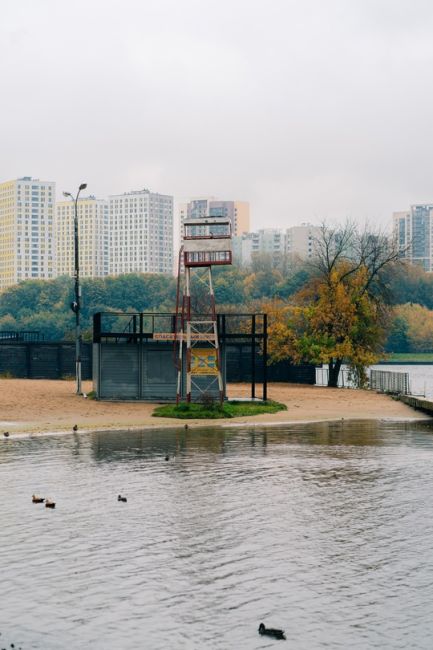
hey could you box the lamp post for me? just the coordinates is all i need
[63,183,87,395]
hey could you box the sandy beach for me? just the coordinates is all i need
[0,379,428,436]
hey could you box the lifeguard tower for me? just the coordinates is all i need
[176,216,232,403]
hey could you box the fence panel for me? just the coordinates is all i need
[99,345,139,398]
[225,344,315,384]
[0,342,92,380]
[369,369,409,394]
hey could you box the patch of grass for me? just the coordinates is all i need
[0,371,14,379]
[386,353,433,362]
[152,400,287,419]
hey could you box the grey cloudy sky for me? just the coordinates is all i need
[2,0,433,229]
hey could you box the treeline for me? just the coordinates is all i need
[382,263,433,310]
[0,274,177,340]
[381,264,433,352]
[0,255,433,351]
[386,304,433,353]
[0,255,311,341]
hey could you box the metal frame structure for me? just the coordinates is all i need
[176,217,232,403]
[92,311,268,401]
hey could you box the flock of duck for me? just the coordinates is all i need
[11,427,286,642]
[29,443,170,511]
[32,494,131,508]
[31,494,55,508]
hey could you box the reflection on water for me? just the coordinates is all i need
[1,420,433,649]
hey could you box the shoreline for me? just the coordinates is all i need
[0,379,430,437]
[5,415,429,440]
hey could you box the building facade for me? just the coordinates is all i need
[232,224,319,267]
[393,205,433,272]
[56,196,108,278]
[0,177,56,289]
[285,224,318,259]
[109,189,173,275]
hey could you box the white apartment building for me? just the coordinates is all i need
[285,224,319,259]
[0,177,55,289]
[233,229,285,264]
[232,224,319,267]
[393,205,433,272]
[56,196,108,278]
[109,189,173,275]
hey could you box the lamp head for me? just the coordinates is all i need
[79,183,87,191]
[63,191,72,198]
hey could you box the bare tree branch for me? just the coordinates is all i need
[310,220,403,298]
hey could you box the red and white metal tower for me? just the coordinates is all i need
[175,216,232,403]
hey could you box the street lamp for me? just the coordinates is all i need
[63,183,87,395]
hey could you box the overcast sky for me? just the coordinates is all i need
[2,0,433,229]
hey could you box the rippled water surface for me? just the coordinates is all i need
[2,421,433,649]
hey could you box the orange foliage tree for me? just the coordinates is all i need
[265,222,400,387]
[392,303,433,352]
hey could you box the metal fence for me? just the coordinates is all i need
[369,369,410,395]
[316,366,410,395]
[0,342,92,379]
[0,331,43,342]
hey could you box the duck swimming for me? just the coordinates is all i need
[258,623,286,640]
[118,495,127,502]
[32,495,45,503]
[45,499,56,509]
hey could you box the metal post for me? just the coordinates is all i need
[208,267,224,404]
[63,183,87,395]
[74,198,81,395]
[263,313,268,401]
[251,314,256,399]
[139,312,143,399]
[185,267,192,402]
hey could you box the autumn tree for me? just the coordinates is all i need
[390,303,433,352]
[266,222,402,387]
[382,262,433,309]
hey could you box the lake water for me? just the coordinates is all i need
[2,421,433,649]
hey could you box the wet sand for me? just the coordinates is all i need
[0,379,428,436]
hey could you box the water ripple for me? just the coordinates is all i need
[1,420,433,649]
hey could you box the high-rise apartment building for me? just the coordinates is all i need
[56,196,108,278]
[179,198,250,238]
[393,205,433,272]
[0,177,55,289]
[109,189,173,275]
[285,224,319,259]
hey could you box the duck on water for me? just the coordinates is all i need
[258,623,286,640]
